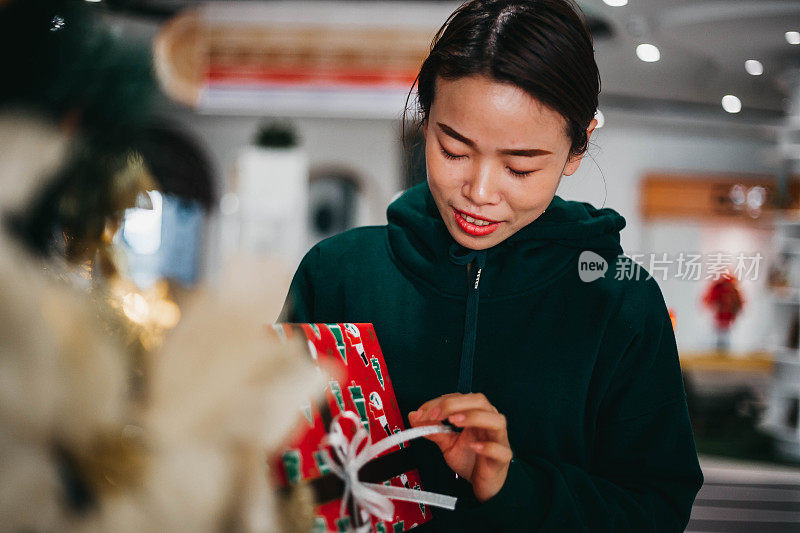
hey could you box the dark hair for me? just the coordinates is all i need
[404,0,600,160]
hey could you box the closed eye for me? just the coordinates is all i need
[441,144,535,177]
[440,146,465,160]
[508,167,535,177]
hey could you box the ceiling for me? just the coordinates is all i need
[580,0,799,122]
[103,0,800,125]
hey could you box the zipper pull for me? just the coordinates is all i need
[473,267,482,290]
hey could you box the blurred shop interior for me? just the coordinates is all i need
[2,0,800,531]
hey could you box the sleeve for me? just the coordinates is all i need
[462,279,704,531]
[276,245,321,323]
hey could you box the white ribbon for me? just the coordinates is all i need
[321,411,458,528]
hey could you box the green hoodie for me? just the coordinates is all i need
[278,181,703,532]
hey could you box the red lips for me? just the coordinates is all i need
[452,207,501,236]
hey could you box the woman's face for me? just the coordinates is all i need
[423,75,597,250]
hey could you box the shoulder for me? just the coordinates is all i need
[283,226,390,321]
[297,225,389,275]
[618,256,668,311]
[588,253,671,329]
[309,225,387,259]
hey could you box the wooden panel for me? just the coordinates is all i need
[641,172,800,223]
[680,351,773,373]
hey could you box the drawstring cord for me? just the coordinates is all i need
[448,243,487,394]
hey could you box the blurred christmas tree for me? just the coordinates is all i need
[2,0,157,260]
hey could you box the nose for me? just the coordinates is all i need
[462,161,501,206]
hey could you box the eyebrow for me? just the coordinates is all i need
[436,122,553,157]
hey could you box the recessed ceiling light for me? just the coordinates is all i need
[744,59,763,76]
[602,0,628,6]
[85,0,102,3]
[787,31,800,45]
[594,109,605,128]
[636,44,660,62]
[721,95,742,114]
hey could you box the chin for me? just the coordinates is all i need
[451,231,503,251]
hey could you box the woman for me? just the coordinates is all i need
[279,0,703,530]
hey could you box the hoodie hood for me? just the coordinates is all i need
[386,181,626,298]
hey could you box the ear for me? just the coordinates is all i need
[562,117,598,176]
[422,117,428,141]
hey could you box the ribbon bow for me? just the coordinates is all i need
[321,411,458,528]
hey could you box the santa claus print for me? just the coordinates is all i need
[343,323,370,366]
[368,390,392,438]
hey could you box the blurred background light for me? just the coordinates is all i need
[121,190,163,255]
[636,43,660,62]
[744,59,763,76]
[122,292,149,324]
[721,94,742,114]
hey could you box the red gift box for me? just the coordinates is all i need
[269,323,433,532]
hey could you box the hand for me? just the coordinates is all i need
[408,392,512,502]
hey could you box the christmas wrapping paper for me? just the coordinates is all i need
[269,323,432,532]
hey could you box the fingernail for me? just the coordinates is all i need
[450,414,465,423]
[471,443,484,451]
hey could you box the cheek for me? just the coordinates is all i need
[506,182,552,214]
[425,150,460,190]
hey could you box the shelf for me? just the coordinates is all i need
[680,352,773,373]
[765,221,800,463]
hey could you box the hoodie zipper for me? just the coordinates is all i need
[457,257,483,394]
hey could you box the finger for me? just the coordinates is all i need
[409,410,456,433]
[447,409,507,441]
[409,413,457,448]
[413,393,463,421]
[469,441,513,464]
[438,393,498,419]
[417,393,497,422]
